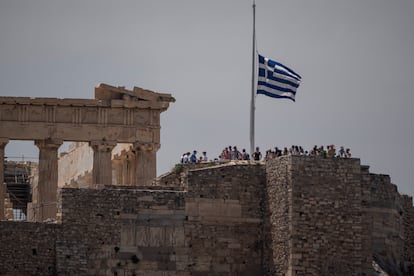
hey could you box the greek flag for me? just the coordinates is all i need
[257,54,302,102]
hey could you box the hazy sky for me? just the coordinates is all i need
[1,1,413,197]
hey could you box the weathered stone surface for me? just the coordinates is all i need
[266,156,373,275]
[0,157,413,275]
[0,83,174,143]
[0,221,58,275]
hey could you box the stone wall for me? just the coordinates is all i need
[16,162,265,275]
[0,158,413,275]
[185,163,268,275]
[155,170,185,188]
[369,174,404,261]
[266,156,372,275]
[402,195,414,262]
[0,221,58,275]
[265,156,291,275]
[56,187,186,275]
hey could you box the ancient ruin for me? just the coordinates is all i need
[0,85,413,275]
[0,83,174,222]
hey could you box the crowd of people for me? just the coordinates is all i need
[180,146,262,164]
[180,150,208,164]
[264,145,351,160]
[180,145,352,164]
[218,146,262,161]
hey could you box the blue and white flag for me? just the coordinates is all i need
[257,54,302,102]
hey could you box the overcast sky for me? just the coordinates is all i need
[1,0,413,197]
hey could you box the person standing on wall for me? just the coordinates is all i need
[253,147,262,161]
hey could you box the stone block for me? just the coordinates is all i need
[225,203,242,217]
[198,202,217,217]
[136,226,150,246]
[185,202,199,217]
[148,227,165,246]
[138,195,154,202]
[172,227,186,247]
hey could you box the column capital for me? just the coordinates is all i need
[89,140,117,152]
[35,138,63,149]
[132,142,160,153]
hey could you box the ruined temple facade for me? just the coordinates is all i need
[0,86,414,275]
[0,83,175,222]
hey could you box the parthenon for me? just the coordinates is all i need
[0,83,175,222]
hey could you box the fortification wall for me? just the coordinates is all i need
[369,174,404,261]
[266,156,372,275]
[0,158,413,275]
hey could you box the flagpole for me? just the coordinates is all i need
[250,0,256,157]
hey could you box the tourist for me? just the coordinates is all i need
[241,149,250,160]
[265,149,272,160]
[327,145,336,158]
[181,152,190,164]
[190,150,197,164]
[231,146,241,160]
[201,151,208,162]
[292,145,299,155]
[310,145,318,156]
[338,146,345,158]
[253,147,262,161]
[318,146,327,158]
[225,147,231,160]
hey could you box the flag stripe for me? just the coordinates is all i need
[257,86,296,101]
[257,54,301,102]
[258,67,300,88]
[257,80,297,95]
[261,55,302,81]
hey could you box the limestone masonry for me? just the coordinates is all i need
[0,85,413,275]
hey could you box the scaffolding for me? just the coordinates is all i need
[4,160,32,220]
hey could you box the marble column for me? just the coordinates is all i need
[0,138,9,220]
[114,150,136,185]
[125,150,136,185]
[35,138,62,222]
[132,143,159,186]
[112,158,122,185]
[90,140,116,187]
